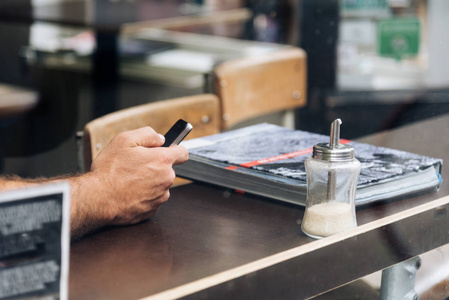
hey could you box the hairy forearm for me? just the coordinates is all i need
[0,174,114,240]
[0,175,47,189]
[67,172,116,240]
[0,127,188,240]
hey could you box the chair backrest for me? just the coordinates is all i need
[81,94,220,172]
[212,47,307,130]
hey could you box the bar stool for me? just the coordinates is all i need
[0,83,39,119]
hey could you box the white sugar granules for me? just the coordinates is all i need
[301,202,356,238]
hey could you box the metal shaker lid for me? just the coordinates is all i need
[312,119,354,162]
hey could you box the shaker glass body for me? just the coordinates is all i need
[301,156,361,239]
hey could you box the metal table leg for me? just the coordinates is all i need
[380,256,422,300]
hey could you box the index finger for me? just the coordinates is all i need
[162,145,189,165]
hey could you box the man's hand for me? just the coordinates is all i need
[70,127,189,238]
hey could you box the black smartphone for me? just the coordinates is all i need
[162,119,193,147]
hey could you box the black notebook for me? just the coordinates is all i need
[175,123,443,206]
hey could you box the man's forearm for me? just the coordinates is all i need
[0,176,45,189]
[68,172,115,240]
[0,174,113,240]
[0,126,189,240]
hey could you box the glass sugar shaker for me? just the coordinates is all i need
[301,118,361,239]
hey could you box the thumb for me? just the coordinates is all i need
[119,127,165,148]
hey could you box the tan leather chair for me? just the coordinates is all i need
[212,47,307,130]
[79,94,221,187]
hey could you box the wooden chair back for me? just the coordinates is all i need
[82,94,220,173]
[212,47,307,130]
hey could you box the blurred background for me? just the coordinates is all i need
[0,0,448,178]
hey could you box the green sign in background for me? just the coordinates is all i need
[378,18,420,59]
